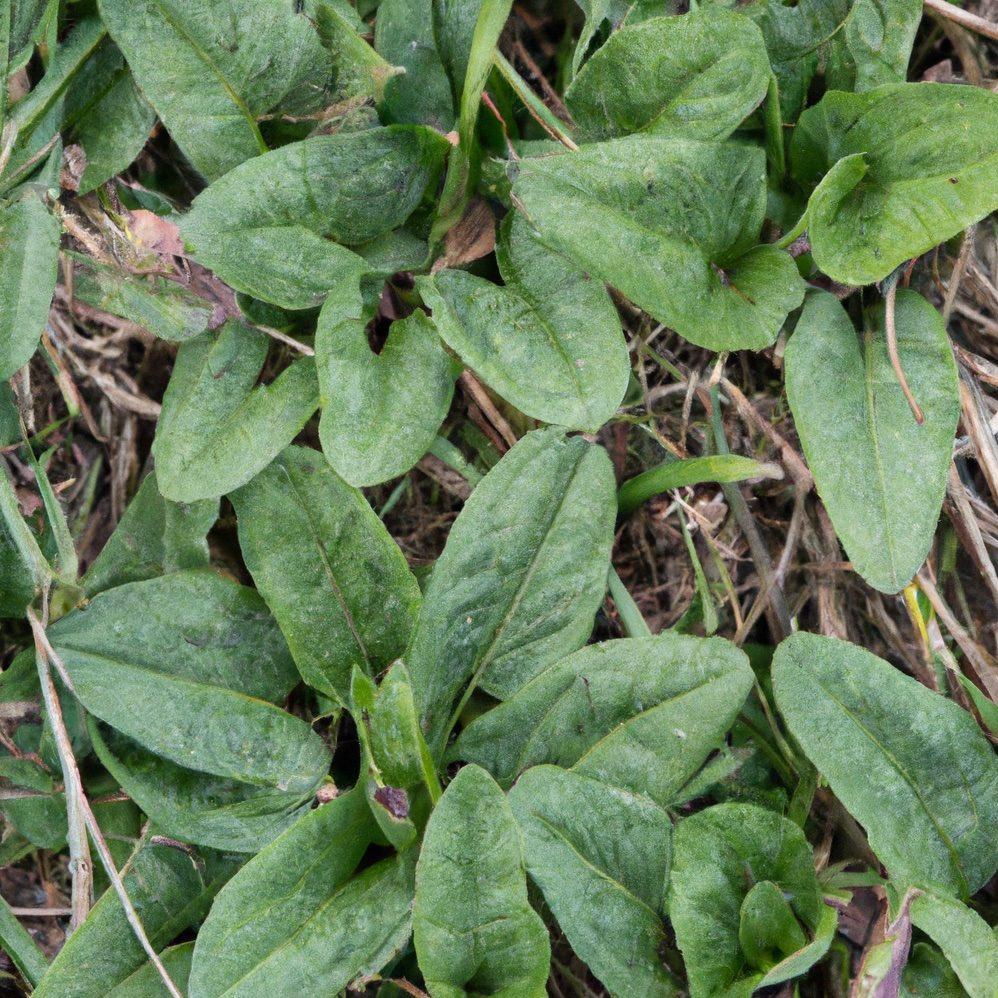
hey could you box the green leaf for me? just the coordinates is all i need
[90,721,311,852]
[902,942,967,998]
[190,795,413,998]
[0,195,60,381]
[509,766,677,997]
[2,17,104,192]
[45,571,330,794]
[316,283,456,487]
[418,213,629,432]
[62,39,155,193]
[429,0,512,243]
[784,290,959,594]
[0,459,51,598]
[97,0,330,180]
[773,632,998,897]
[312,1,398,107]
[454,634,753,804]
[513,137,805,351]
[179,126,449,309]
[35,838,238,998]
[349,662,432,852]
[566,10,770,142]
[359,662,439,797]
[618,454,782,517]
[231,445,421,701]
[70,254,215,343]
[0,891,49,986]
[152,322,319,503]
[738,880,807,971]
[408,427,617,758]
[106,943,194,998]
[376,0,454,129]
[793,84,998,286]
[825,0,921,93]
[83,471,217,596]
[669,802,829,998]
[909,889,998,998]
[414,764,549,997]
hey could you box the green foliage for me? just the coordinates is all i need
[0,196,60,381]
[4,3,998,995]
[670,802,831,997]
[509,766,676,996]
[513,137,806,351]
[316,281,457,486]
[231,446,421,700]
[785,290,960,593]
[414,764,550,997]
[566,10,771,142]
[774,633,998,897]
[419,214,629,431]
[793,83,998,285]
[152,322,319,502]
[407,427,617,754]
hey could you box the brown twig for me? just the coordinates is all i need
[459,371,518,449]
[883,277,925,424]
[924,0,998,41]
[26,607,91,932]
[26,609,183,998]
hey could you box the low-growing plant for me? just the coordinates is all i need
[1,1,997,996]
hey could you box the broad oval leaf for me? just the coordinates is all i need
[793,83,998,285]
[51,570,297,699]
[454,634,754,804]
[509,766,677,997]
[62,38,156,194]
[190,791,411,998]
[418,213,629,432]
[414,764,550,997]
[784,290,959,594]
[180,126,449,309]
[824,0,922,94]
[669,802,829,998]
[152,321,319,503]
[512,136,805,351]
[45,571,330,795]
[35,839,238,998]
[97,0,330,180]
[376,0,454,129]
[0,196,60,381]
[316,286,456,487]
[566,9,770,142]
[909,888,998,998]
[90,722,311,853]
[407,427,617,757]
[773,632,998,897]
[232,446,421,701]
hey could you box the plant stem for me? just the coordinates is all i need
[924,0,998,40]
[607,567,653,637]
[882,274,924,424]
[26,609,183,998]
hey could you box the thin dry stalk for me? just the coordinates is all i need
[924,0,998,40]
[26,609,183,998]
[884,279,925,424]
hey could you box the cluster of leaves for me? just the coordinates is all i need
[1,0,997,996]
